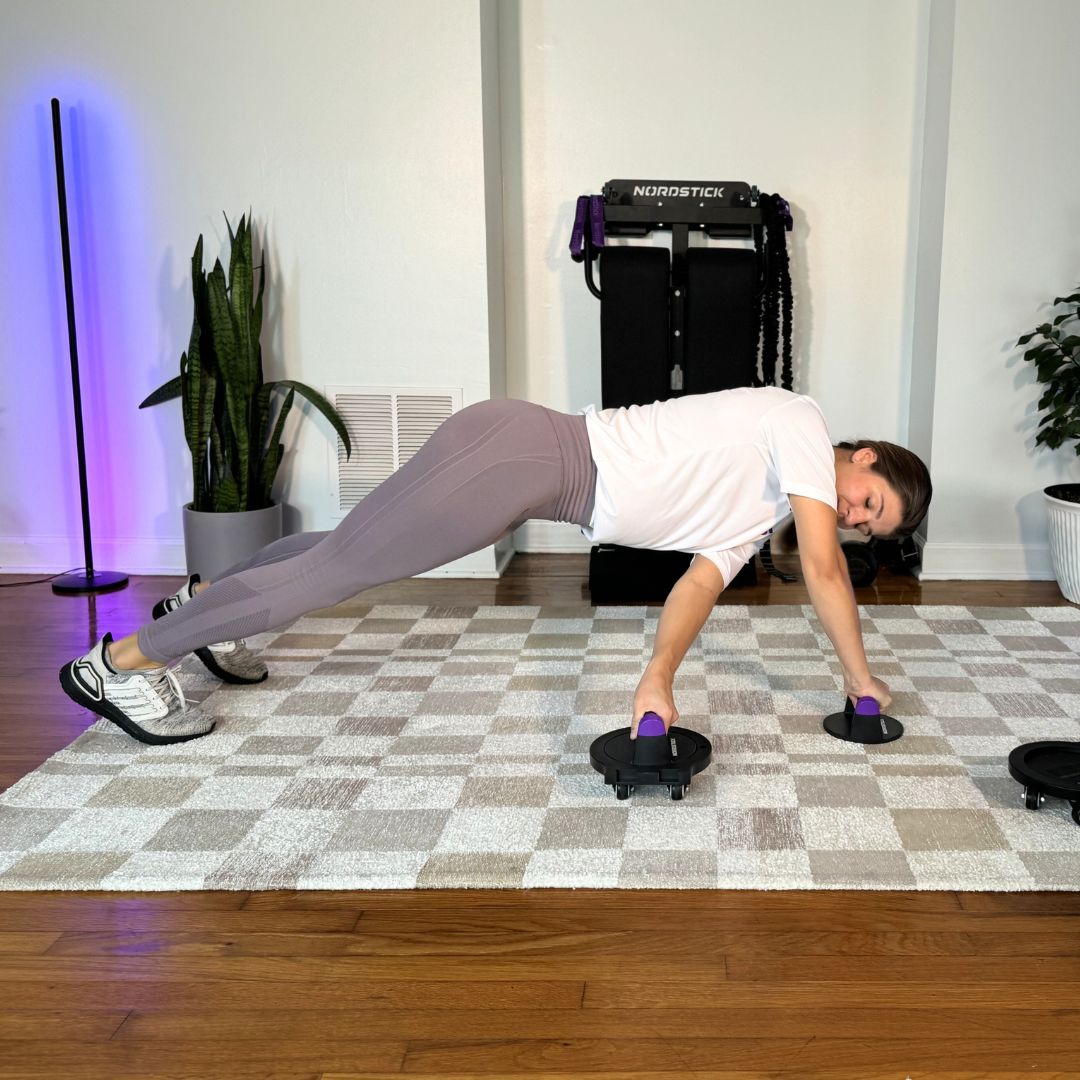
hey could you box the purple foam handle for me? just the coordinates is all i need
[569,195,589,262]
[637,712,666,737]
[589,195,606,249]
[854,697,880,716]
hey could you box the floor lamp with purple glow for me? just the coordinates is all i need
[50,97,128,595]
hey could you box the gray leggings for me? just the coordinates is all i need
[138,399,597,664]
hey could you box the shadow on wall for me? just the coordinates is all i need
[151,245,191,528]
[1016,488,1051,577]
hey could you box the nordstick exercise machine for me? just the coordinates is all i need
[569,179,796,604]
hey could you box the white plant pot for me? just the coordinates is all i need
[1044,485,1080,604]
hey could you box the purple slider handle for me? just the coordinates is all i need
[588,195,606,249]
[637,711,667,737]
[853,696,880,716]
[569,195,589,262]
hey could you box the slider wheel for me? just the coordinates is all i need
[670,785,686,801]
[615,784,632,801]
[1024,787,1042,811]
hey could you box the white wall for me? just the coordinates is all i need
[919,0,1080,579]
[0,0,504,576]
[2,0,1078,582]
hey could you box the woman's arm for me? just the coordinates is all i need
[788,495,892,707]
[633,556,725,736]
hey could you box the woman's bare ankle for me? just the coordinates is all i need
[108,634,165,671]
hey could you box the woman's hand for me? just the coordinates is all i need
[845,674,892,711]
[631,662,679,738]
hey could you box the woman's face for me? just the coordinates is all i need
[834,448,904,538]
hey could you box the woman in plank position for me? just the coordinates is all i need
[60,387,931,745]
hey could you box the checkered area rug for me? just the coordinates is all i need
[3,604,1080,891]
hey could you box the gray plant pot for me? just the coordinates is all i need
[182,502,283,582]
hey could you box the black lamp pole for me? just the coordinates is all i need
[49,97,128,595]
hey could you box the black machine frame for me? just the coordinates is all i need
[571,178,919,604]
[579,179,766,399]
[574,178,785,602]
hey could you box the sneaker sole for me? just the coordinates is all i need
[58,661,215,746]
[152,596,268,686]
[194,646,269,685]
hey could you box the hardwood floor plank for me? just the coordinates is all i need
[0,1033,1068,1076]
[42,928,619,958]
[0,909,360,933]
[0,1073,322,1080]
[0,952,719,981]
[584,978,1080,1010]
[0,934,61,955]
[39,928,1080,959]
[0,1040,406,1074]
[0,1010,127,1041]
[313,888,967,914]
[2,976,1074,1013]
[0,891,250,912]
[111,1005,1079,1042]
[396,1036,1080,1074]
[240,888,966,921]
[957,892,1080,914]
[351,909,1080,934]
[0,977,584,1011]
[321,1072,1080,1080]
[352,928,1080,958]
[724,954,1080,982]
[6,950,1080,985]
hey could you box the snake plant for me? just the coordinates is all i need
[140,214,352,512]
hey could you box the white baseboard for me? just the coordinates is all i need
[2,529,1059,583]
[0,535,189,577]
[917,540,1055,581]
[511,521,592,553]
[513,524,1062,583]
[0,535,509,580]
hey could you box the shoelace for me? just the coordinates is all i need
[143,666,188,713]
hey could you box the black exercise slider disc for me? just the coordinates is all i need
[590,712,712,801]
[822,695,903,744]
[1008,741,1080,826]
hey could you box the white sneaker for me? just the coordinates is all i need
[153,574,268,685]
[59,633,216,745]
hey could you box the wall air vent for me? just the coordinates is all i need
[325,386,462,515]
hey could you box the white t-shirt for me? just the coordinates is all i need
[579,387,837,585]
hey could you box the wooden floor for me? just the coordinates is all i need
[0,555,1078,1080]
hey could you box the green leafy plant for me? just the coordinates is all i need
[1016,286,1080,456]
[139,213,352,512]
